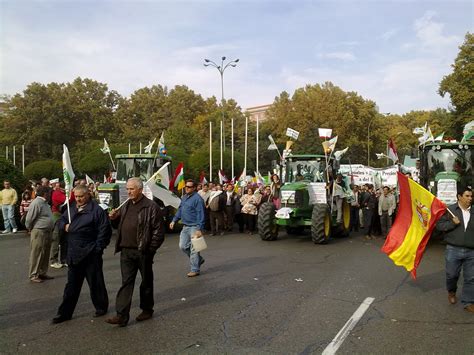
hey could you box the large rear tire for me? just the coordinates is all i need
[311,203,331,244]
[258,202,279,241]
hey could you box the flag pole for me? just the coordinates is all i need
[256,116,259,174]
[108,150,116,170]
[209,121,213,182]
[220,120,223,171]
[244,116,248,175]
[231,118,234,180]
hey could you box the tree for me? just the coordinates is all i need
[0,78,122,163]
[24,160,62,181]
[439,32,474,137]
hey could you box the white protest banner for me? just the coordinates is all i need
[437,179,457,205]
[286,127,300,140]
[318,128,332,139]
[339,165,398,187]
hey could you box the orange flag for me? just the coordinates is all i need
[381,172,447,279]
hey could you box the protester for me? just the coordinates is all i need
[378,186,396,237]
[51,185,112,323]
[20,189,33,229]
[40,177,53,205]
[269,174,281,209]
[436,186,473,313]
[1,180,18,234]
[170,179,206,277]
[106,178,165,326]
[349,184,361,232]
[208,184,226,236]
[361,184,377,240]
[198,183,211,232]
[25,186,55,283]
[240,187,261,234]
[224,184,238,232]
[50,182,67,269]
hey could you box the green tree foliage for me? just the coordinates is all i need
[24,160,62,181]
[0,78,122,164]
[0,158,28,191]
[263,82,378,165]
[439,32,474,136]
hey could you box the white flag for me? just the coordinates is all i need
[334,147,349,161]
[158,132,167,155]
[62,145,75,194]
[268,135,278,150]
[318,128,332,139]
[85,174,94,185]
[144,138,156,154]
[100,138,110,154]
[322,136,338,152]
[434,132,445,142]
[145,162,180,208]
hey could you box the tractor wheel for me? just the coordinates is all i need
[311,203,331,244]
[258,202,279,241]
[333,201,351,237]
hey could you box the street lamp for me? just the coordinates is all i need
[204,56,239,171]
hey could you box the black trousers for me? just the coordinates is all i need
[116,248,155,320]
[57,252,108,317]
[350,206,360,232]
[224,206,234,231]
[243,214,256,232]
[363,208,375,236]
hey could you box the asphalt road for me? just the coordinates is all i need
[1,229,473,354]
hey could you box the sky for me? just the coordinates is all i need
[1,0,472,114]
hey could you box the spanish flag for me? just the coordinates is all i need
[381,172,446,278]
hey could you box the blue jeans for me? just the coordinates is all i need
[179,226,203,273]
[445,244,474,307]
[2,204,17,232]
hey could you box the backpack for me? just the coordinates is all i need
[209,195,221,212]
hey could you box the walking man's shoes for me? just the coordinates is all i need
[52,315,71,324]
[105,316,128,327]
[94,310,107,317]
[465,305,474,313]
[187,271,200,277]
[30,277,43,283]
[39,275,54,280]
[448,292,457,305]
[135,311,153,322]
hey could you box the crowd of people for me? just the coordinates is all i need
[0,173,472,318]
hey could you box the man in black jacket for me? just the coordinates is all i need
[436,186,473,313]
[52,185,112,324]
[106,178,165,327]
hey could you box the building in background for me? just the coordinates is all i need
[246,104,271,122]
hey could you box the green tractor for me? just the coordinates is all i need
[258,153,351,244]
[97,153,174,210]
[418,140,473,204]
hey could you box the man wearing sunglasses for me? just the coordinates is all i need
[170,179,206,277]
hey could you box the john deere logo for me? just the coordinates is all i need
[414,199,430,229]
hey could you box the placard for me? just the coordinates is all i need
[437,179,457,204]
[308,182,327,204]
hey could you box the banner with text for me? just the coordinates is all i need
[339,165,399,187]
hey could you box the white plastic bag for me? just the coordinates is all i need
[191,235,207,252]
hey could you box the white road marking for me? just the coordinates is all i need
[322,297,375,355]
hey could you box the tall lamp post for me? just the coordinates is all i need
[204,56,239,172]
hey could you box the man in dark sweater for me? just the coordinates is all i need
[436,186,473,313]
[106,177,165,327]
[52,185,112,323]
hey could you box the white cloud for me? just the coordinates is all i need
[414,11,460,52]
[318,52,356,61]
[378,29,398,41]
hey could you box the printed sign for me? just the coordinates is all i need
[286,127,300,140]
[437,179,457,204]
[308,182,327,204]
[339,165,398,187]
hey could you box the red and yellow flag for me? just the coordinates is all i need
[381,172,446,279]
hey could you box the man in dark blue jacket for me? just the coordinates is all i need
[436,186,473,313]
[170,179,206,277]
[52,185,112,324]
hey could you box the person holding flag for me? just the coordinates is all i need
[436,186,474,313]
